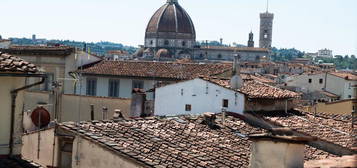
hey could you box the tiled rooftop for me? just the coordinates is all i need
[77,60,232,80]
[0,52,38,73]
[305,155,357,168]
[59,113,338,168]
[204,77,300,99]
[329,72,357,81]
[1,45,75,56]
[261,111,356,150]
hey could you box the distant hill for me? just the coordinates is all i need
[271,47,305,62]
[9,38,138,56]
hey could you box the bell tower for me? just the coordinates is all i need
[259,0,274,49]
[248,31,254,47]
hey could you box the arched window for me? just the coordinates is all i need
[150,40,153,45]
[182,41,186,47]
[218,54,222,59]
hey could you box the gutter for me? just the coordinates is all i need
[8,74,46,156]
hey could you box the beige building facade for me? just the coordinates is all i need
[0,53,43,157]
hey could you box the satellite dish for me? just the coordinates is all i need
[31,106,51,128]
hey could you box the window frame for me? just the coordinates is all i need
[86,78,97,96]
[185,104,192,111]
[132,80,144,89]
[108,79,120,97]
[222,99,229,108]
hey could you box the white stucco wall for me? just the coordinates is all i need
[0,76,26,156]
[287,73,357,100]
[286,73,326,93]
[72,137,144,168]
[0,41,11,49]
[325,74,357,99]
[155,78,245,116]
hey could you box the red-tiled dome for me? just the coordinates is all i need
[145,0,195,40]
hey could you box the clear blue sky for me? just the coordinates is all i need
[1,0,356,56]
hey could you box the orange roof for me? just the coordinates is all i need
[329,72,357,81]
[305,155,357,168]
[203,77,300,99]
[77,60,232,80]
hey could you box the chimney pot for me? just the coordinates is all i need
[248,133,313,168]
[202,112,219,129]
[113,109,124,120]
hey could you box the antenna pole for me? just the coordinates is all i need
[266,0,269,13]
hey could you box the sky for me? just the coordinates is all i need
[1,0,356,56]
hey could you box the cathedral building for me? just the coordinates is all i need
[135,0,273,62]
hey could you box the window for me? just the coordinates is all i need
[132,80,144,89]
[217,54,222,59]
[164,40,169,46]
[319,79,323,84]
[108,79,120,97]
[182,41,186,47]
[255,55,260,61]
[222,99,229,108]
[86,78,97,96]
[150,40,153,45]
[185,104,192,111]
[308,79,312,83]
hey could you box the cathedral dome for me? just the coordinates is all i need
[145,0,196,40]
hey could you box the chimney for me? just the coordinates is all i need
[220,38,223,45]
[130,88,147,118]
[102,106,108,120]
[113,109,124,120]
[230,54,243,89]
[248,133,314,168]
[202,112,219,129]
[90,104,94,120]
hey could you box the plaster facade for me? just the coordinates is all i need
[154,78,245,116]
[249,140,305,168]
[0,77,26,156]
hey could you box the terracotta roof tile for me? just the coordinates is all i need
[59,114,336,167]
[77,61,232,80]
[204,78,300,99]
[329,72,357,81]
[0,52,38,73]
[261,111,356,150]
[1,45,75,56]
[305,155,357,168]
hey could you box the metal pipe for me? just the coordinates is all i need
[9,75,46,156]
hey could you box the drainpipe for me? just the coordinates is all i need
[9,75,46,156]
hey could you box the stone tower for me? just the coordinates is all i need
[259,11,274,49]
[248,32,254,47]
